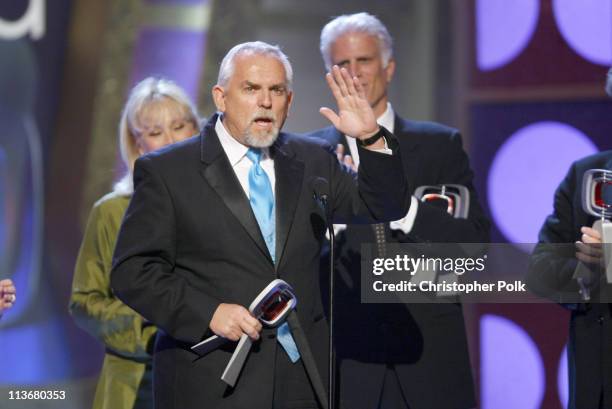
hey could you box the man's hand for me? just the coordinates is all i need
[336,144,357,172]
[320,66,379,141]
[0,279,16,313]
[210,303,262,341]
[575,226,603,266]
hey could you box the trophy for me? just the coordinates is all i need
[578,169,612,298]
[414,184,470,219]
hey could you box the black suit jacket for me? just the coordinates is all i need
[304,115,490,409]
[530,151,612,409]
[110,114,408,409]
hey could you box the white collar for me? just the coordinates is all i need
[215,115,269,166]
[377,102,395,133]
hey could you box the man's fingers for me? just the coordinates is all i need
[211,303,259,341]
[319,107,339,128]
[241,313,260,330]
[332,66,349,97]
[341,68,358,96]
[233,313,261,341]
[335,144,356,170]
[581,226,602,240]
[248,316,263,333]
[336,144,344,163]
[224,328,241,341]
[325,72,342,101]
[240,320,261,341]
[581,234,603,247]
[353,77,366,99]
[576,252,600,265]
[343,155,356,172]
[576,241,602,256]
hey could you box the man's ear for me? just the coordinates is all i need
[212,85,226,112]
[385,58,396,83]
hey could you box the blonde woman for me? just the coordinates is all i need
[70,77,200,409]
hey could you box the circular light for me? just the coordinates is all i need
[557,345,569,408]
[488,121,598,244]
[481,314,545,409]
[476,0,540,70]
[553,0,612,66]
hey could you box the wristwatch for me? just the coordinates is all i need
[356,127,384,147]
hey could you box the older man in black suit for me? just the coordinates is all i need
[304,13,490,409]
[531,150,612,409]
[111,41,409,409]
[530,70,612,409]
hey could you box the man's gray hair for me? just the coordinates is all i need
[320,12,393,71]
[606,68,612,98]
[217,41,293,90]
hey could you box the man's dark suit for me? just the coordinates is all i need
[110,114,408,409]
[304,115,490,409]
[530,151,612,409]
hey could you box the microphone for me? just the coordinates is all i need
[312,177,330,218]
[312,176,335,409]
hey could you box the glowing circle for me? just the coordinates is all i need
[557,345,569,408]
[488,121,598,244]
[476,0,540,70]
[481,314,545,409]
[553,0,612,66]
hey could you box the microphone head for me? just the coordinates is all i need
[312,177,330,200]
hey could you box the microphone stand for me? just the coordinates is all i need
[319,192,335,409]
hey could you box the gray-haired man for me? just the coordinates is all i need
[305,12,489,409]
[111,40,409,409]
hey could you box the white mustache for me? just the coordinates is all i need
[250,111,276,124]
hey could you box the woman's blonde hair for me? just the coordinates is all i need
[114,77,199,194]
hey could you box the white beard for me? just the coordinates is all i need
[244,126,279,148]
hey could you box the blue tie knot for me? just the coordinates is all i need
[246,148,263,165]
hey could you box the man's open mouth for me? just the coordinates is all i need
[254,117,274,126]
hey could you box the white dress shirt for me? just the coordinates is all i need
[215,117,276,198]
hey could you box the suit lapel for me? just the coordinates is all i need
[199,115,272,264]
[394,115,420,191]
[272,135,304,268]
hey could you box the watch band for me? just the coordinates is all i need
[356,127,384,147]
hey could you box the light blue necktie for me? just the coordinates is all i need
[246,148,300,363]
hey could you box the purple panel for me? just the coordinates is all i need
[476,0,540,71]
[129,28,207,103]
[0,319,72,384]
[481,314,545,409]
[469,101,612,244]
[553,0,612,66]
[487,121,597,244]
[557,345,569,408]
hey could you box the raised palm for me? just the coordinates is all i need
[320,66,378,139]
